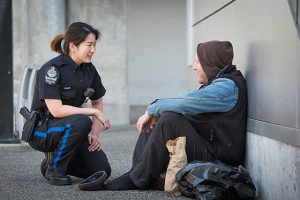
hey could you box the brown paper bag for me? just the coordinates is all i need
[164,136,187,196]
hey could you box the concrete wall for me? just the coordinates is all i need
[13,0,66,90]
[246,132,300,200]
[13,0,187,130]
[128,0,187,107]
[13,0,66,136]
[13,0,129,132]
[190,0,300,199]
[67,0,129,125]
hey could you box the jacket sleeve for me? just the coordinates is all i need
[147,78,239,117]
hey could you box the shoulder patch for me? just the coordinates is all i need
[45,66,60,85]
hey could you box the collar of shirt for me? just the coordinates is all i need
[63,54,79,73]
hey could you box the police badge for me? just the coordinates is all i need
[45,66,59,85]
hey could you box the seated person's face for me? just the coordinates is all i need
[193,54,208,85]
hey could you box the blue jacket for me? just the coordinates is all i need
[147,78,239,116]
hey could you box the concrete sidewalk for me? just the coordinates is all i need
[0,125,188,200]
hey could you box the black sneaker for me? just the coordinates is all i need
[78,171,108,191]
[104,171,138,190]
[45,168,72,186]
[40,152,52,180]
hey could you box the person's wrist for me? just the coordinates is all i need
[91,132,100,136]
[93,108,99,116]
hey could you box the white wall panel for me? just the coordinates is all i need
[128,0,187,105]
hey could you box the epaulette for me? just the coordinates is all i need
[49,55,67,68]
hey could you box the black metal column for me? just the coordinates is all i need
[0,0,17,143]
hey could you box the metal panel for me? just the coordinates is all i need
[193,0,233,25]
[234,0,298,128]
[247,119,300,148]
[0,0,16,143]
[192,0,300,145]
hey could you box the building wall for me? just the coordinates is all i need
[13,0,66,94]
[13,0,129,133]
[13,0,66,90]
[190,0,300,199]
[13,0,66,136]
[11,1,300,198]
[127,0,187,107]
[13,0,187,129]
[67,0,129,125]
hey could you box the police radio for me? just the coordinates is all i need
[84,88,95,103]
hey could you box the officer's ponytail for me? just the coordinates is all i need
[50,34,64,55]
[50,22,100,55]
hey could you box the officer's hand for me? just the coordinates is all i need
[95,110,111,130]
[88,133,101,151]
[136,112,152,133]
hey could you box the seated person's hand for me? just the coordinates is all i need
[149,116,158,130]
[136,111,151,133]
[136,111,158,133]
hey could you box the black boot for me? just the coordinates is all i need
[45,168,72,186]
[104,171,138,190]
[40,152,52,180]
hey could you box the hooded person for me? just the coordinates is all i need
[100,40,247,191]
[197,40,234,81]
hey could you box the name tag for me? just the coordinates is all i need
[64,86,71,90]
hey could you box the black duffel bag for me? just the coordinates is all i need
[175,161,256,200]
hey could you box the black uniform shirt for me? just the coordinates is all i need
[31,54,106,111]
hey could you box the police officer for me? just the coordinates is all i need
[29,22,111,186]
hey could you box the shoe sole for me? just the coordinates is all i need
[78,171,107,191]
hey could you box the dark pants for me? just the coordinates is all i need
[29,114,111,178]
[130,112,213,189]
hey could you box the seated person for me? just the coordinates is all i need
[105,40,247,190]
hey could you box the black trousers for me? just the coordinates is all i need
[29,114,111,178]
[130,112,213,189]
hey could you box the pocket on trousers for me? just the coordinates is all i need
[29,122,52,152]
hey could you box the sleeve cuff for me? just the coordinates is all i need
[147,104,156,116]
[90,89,106,100]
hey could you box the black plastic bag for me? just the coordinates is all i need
[175,161,256,200]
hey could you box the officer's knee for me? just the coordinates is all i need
[70,115,92,133]
[99,154,111,177]
[104,164,111,177]
[89,158,111,177]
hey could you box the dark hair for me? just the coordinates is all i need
[50,22,101,54]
